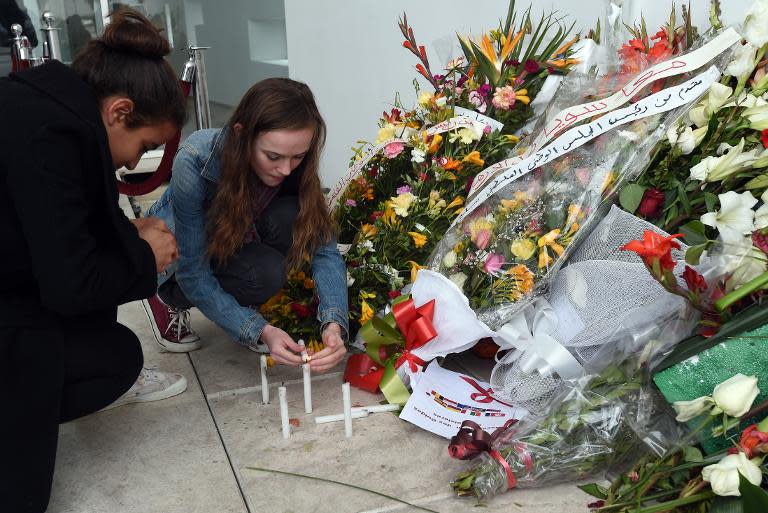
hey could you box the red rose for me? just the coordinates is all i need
[637,188,665,219]
[681,265,707,294]
[761,129,768,149]
[524,59,540,73]
[387,289,401,299]
[290,302,312,318]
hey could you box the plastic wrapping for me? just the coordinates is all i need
[451,354,681,499]
[488,206,699,412]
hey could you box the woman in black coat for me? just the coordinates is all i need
[0,10,186,512]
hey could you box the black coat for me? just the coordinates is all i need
[0,60,157,330]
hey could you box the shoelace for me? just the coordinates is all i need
[166,307,193,340]
[135,369,161,387]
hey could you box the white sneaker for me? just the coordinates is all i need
[101,368,187,412]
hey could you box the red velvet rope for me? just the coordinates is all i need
[117,79,193,196]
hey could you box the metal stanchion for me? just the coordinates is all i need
[41,11,62,61]
[189,45,212,129]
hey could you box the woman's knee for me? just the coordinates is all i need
[111,323,144,384]
[222,251,287,306]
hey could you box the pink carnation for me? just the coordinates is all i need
[345,199,357,207]
[483,253,504,274]
[492,86,517,110]
[383,141,405,159]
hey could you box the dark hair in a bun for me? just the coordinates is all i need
[71,8,186,128]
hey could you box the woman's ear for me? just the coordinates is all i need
[102,96,135,127]
[232,122,243,137]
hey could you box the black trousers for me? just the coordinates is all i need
[159,195,299,309]
[0,319,144,513]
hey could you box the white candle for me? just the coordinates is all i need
[302,363,312,414]
[342,382,353,438]
[279,386,290,439]
[314,410,369,424]
[356,404,400,414]
[260,355,269,404]
[298,338,308,362]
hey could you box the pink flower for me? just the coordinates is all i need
[345,199,357,207]
[492,86,517,110]
[474,229,490,250]
[396,185,412,195]
[483,253,504,274]
[483,125,491,135]
[468,91,487,113]
[524,59,540,73]
[383,141,405,159]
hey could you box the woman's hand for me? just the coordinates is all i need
[308,322,347,374]
[131,217,178,272]
[260,324,304,366]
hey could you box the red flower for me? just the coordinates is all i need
[737,424,768,458]
[524,59,540,73]
[753,230,768,255]
[290,302,312,318]
[465,176,474,193]
[762,129,768,149]
[682,265,707,294]
[370,211,384,222]
[637,188,665,219]
[418,172,429,182]
[387,289,401,299]
[621,230,682,271]
[382,108,401,124]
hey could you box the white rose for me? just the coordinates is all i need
[702,452,763,497]
[712,373,760,417]
[672,395,716,422]
[744,0,768,48]
[690,156,717,181]
[667,124,707,155]
[442,250,457,268]
[448,272,468,289]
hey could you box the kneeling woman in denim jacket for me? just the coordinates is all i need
[147,78,348,372]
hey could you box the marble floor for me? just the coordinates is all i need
[45,193,593,513]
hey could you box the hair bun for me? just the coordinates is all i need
[101,9,170,59]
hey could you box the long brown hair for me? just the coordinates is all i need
[71,9,186,128]
[206,78,333,270]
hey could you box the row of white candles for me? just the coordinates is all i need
[259,340,399,439]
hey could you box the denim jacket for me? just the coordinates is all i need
[147,128,349,346]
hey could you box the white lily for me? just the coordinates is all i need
[701,190,758,234]
[692,139,763,182]
[744,0,768,48]
[702,452,763,497]
[755,189,768,229]
[718,227,768,289]
[712,374,760,417]
[724,91,764,109]
[744,98,768,130]
[725,42,759,79]
[688,83,734,127]
[666,123,707,154]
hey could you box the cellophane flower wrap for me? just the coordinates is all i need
[451,348,682,500]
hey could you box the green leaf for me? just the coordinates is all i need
[704,192,719,212]
[710,496,744,513]
[680,220,707,246]
[740,473,768,513]
[683,446,704,463]
[685,243,708,265]
[677,182,692,216]
[577,483,608,499]
[619,183,647,213]
[745,173,768,191]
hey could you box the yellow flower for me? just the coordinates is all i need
[375,123,397,144]
[600,171,617,194]
[427,133,443,154]
[444,171,457,181]
[364,187,374,201]
[360,223,378,239]
[510,238,536,260]
[359,290,376,300]
[408,231,428,248]
[503,134,520,144]
[538,250,553,269]
[462,151,485,168]
[445,196,464,210]
[418,90,434,107]
[515,88,530,106]
[449,127,480,145]
[538,229,564,256]
[506,264,534,299]
[407,260,425,283]
[303,278,315,289]
[566,204,585,224]
[565,222,580,237]
[382,204,399,227]
[453,241,465,253]
[390,192,417,217]
[499,191,529,212]
[360,300,374,325]
[428,190,446,211]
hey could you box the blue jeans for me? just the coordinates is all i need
[159,196,297,309]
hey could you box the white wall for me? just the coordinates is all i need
[285,0,751,190]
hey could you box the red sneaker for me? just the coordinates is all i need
[146,294,202,353]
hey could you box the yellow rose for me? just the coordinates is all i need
[510,238,536,260]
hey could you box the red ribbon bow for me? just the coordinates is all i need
[448,419,530,491]
[392,298,437,371]
[460,376,516,408]
[343,354,384,394]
